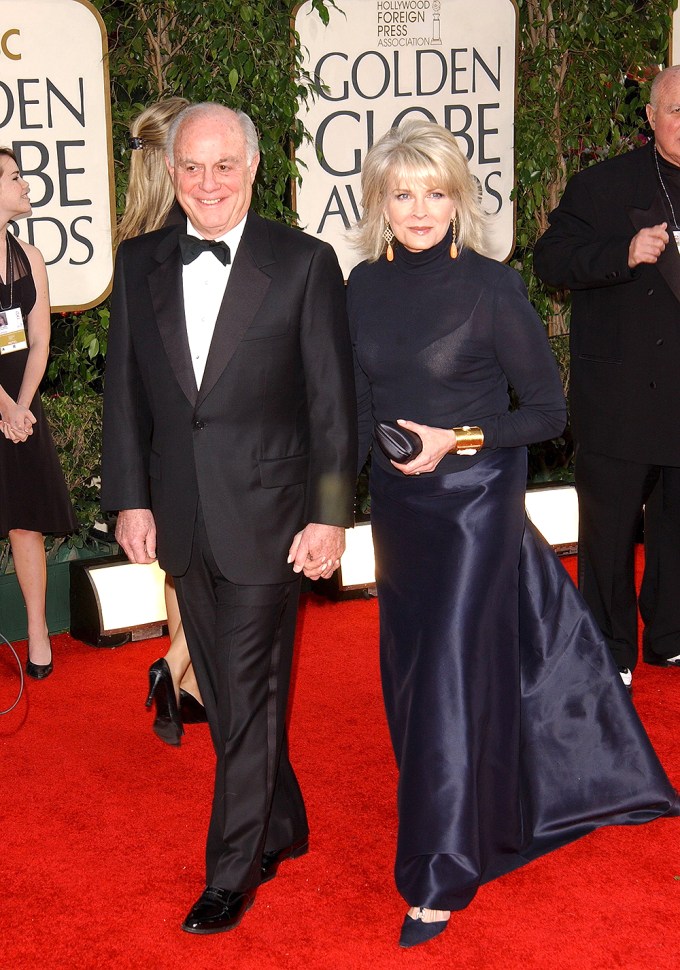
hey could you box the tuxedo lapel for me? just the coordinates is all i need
[627,147,680,306]
[148,228,198,406]
[197,214,272,406]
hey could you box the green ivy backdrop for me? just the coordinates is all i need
[33,0,678,546]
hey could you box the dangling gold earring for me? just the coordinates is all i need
[383,222,395,262]
[450,215,458,260]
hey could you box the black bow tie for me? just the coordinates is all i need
[178,234,231,266]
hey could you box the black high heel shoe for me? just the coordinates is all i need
[179,688,208,724]
[26,642,53,681]
[398,909,449,949]
[146,658,183,746]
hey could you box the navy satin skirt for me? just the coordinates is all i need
[370,448,679,911]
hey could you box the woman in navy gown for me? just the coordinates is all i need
[347,121,679,949]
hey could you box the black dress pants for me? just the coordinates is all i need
[640,476,680,661]
[575,449,680,670]
[174,508,308,891]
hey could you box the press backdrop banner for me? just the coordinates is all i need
[0,0,114,310]
[294,0,518,278]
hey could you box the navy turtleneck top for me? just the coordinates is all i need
[347,231,567,476]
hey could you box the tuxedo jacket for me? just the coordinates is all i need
[533,142,680,465]
[101,212,357,584]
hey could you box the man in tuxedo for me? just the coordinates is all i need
[101,103,356,933]
[534,66,680,690]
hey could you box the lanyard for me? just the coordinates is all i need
[0,231,14,311]
[653,145,680,230]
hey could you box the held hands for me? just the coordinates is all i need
[115,508,157,564]
[0,402,36,443]
[288,523,346,580]
[116,511,344,577]
[628,222,669,268]
[391,419,456,476]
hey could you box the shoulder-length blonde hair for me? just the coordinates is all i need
[353,120,485,262]
[116,96,189,246]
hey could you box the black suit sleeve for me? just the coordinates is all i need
[299,243,357,527]
[100,245,153,513]
[533,172,637,291]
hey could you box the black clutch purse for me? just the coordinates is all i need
[374,421,423,463]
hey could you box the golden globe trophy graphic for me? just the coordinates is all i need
[432,1,442,45]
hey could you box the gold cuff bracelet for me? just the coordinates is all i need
[450,425,484,455]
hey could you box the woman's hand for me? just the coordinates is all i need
[0,401,36,443]
[1,422,28,442]
[391,419,457,475]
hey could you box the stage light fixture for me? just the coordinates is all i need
[314,519,377,600]
[69,555,168,647]
[525,484,579,555]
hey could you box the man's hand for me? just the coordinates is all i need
[115,508,157,564]
[287,523,346,580]
[628,222,669,268]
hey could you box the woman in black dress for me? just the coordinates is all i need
[347,121,679,948]
[0,148,77,679]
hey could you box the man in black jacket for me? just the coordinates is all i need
[534,66,680,689]
[102,103,356,933]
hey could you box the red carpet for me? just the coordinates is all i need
[1,553,678,970]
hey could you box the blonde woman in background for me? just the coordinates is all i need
[348,121,679,948]
[116,97,206,744]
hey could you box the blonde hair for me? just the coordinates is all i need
[116,97,190,246]
[353,120,485,262]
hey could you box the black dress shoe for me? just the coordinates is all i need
[260,837,309,883]
[146,659,183,746]
[643,652,680,668]
[181,887,255,934]
[179,688,208,724]
[399,911,449,948]
[618,666,633,694]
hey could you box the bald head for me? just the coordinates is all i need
[649,66,680,109]
[646,66,680,168]
[165,102,260,239]
[166,103,259,166]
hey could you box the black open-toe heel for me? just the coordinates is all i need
[146,658,183,746]
[179,688,208,724]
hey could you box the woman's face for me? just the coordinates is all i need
[0,159,31,222]
[383,180,456,253]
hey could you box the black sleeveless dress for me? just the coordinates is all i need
[0,232,77,538]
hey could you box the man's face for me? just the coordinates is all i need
[167,112,259,239]
[647,75,680,168]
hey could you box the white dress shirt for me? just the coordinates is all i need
[182,214,247,386]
